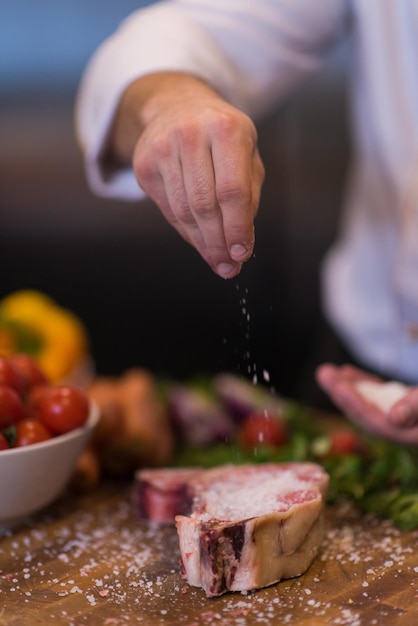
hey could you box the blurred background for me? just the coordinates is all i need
[0,1,351,398]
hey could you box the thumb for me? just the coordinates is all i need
[388,388,418,428]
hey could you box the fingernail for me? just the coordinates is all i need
[230,244,248,261]
[217,262,237,278]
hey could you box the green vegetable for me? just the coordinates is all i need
[173,392,418,530]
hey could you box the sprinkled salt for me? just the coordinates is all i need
[58,553,69,563]
[198,467,319,520]
[3,482,418,626]
[86,593,97,606]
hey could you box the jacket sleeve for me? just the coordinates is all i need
[75,0,349,200]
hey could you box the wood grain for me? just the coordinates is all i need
[1,482,418,626]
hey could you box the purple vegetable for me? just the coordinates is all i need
[167,383,236,446]
[212,373,284,422]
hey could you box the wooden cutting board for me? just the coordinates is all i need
[1,482,418,625]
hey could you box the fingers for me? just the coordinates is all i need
[209,120,263,266]
[316,364,386,435]
[180,124,243,277]
[316,363,418,444]
[316,363,381,388]
[315,363,339,391]
[178,111,260,277]
[133,100,262,278]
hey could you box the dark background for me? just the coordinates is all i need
[0,2,351,400]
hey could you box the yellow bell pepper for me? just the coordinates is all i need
[0,290,89,382]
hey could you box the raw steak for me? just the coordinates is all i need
[133,467,204,525]
[175,463,329,596]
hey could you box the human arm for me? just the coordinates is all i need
[75,0,349,275]
[316,363,418,444]
[106,71,263,278]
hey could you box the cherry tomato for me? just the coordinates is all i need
[25,384,51,419]
[9,354,48,391]
[0,357,25,395]
[35,385,90,435]
[15,419,52,447]
[328,429,365,457]
[0,385,25,429]
[238,412,287,451]
[0,432,10,450]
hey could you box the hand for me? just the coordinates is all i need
[110,72,265,279]
[316,363,418,444]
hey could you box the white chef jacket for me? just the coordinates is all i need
[75,0,418,384]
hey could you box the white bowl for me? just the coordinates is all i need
[0,401,100,529]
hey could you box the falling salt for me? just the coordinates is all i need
[236,283,257,378]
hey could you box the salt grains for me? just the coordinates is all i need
[201,467,319,520]
[0,495,175,623]
[1,490,418,625]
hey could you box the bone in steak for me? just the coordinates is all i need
[134,462,329,596]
